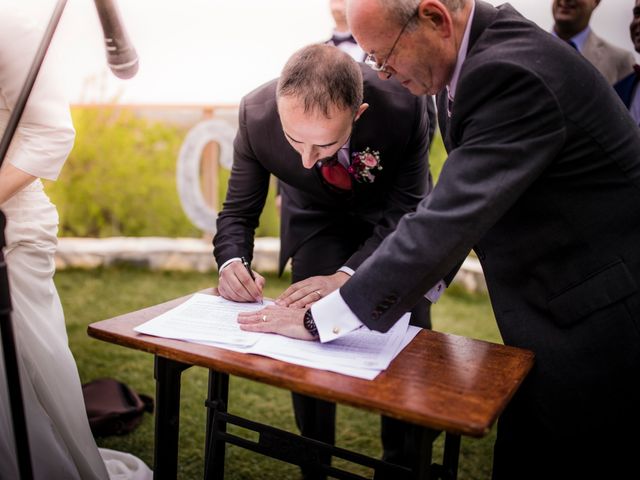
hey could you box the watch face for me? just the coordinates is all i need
[303,309,318,336]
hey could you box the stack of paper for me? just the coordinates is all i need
[134,294,419,380]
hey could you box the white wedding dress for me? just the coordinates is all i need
[0,7,152,480]
[0,183,153,480]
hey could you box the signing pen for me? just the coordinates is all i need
[240,256,263,304]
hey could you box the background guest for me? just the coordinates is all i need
[614,0,640,125]
[325,0,366,61]
[552,0,635,84]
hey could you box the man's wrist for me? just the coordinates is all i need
[219,257,242,274]
[337,266,355,276]
[303,308,319,338]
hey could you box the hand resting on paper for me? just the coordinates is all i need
[275,271,349,308]
[218,260,266,303]
[237,305,316,341]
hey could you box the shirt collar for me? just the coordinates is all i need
[552,25,591,52]
[332,30,353,40]
[447,0,476,101]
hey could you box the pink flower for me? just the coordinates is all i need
[362,154,378,167]
[349,148,382,184]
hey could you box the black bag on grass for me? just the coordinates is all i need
[82,378,154,437]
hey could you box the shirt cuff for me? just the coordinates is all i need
[311,289,363,343]
[337,266,354,276]
[424,279,446,303]
[219,257,241,274]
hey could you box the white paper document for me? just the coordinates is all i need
[134,293,420,379]
[134,294,271,347]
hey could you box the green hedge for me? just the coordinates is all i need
[45,107,446,238]
[46,107,198,237]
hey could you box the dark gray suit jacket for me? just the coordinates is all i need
[341,2,640,476]
[214,66,433,277]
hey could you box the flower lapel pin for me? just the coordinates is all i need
[348,148,382,184]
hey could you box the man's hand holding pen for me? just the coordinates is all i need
[217,257,265,303]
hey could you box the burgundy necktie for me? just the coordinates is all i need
[320,157,352,191]
[634,64,640,78]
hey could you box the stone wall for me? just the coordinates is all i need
[56,237,486,293]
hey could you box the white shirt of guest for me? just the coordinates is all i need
[329,30,366,62]
[551,26,590,53]
[0,6,75,181]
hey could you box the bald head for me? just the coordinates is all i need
[347,0,467,29]
[346,0,472,95]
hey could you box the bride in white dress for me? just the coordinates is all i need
[0,7,151,480]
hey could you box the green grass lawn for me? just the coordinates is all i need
[56,267,500,479]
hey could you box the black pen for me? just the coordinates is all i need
[241,256,263,304]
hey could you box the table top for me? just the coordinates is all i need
[88,289,534,438]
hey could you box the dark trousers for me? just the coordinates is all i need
[290,224,432,479]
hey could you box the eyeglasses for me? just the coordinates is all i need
[364,13,414,74]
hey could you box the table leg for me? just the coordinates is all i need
[417,430,460,480]
[203,370,229,480]
[412,428,440,480]
[442,433,460,480]
[153,355,190,480]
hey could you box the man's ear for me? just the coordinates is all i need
[354,103,369,122]
[418,0,454,37]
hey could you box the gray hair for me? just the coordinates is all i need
[276,44,363,118]
[375,0,467,27]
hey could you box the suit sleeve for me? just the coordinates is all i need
[213,98,271,267]
[343,95,432,271]
[341,62,566,331]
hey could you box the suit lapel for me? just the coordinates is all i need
[468,1,499,53]
[582,31,602,66]
[349,113,382,196]
[436,92,453,152]
[437,1,498,152]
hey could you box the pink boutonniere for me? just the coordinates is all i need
[348,148,382,183]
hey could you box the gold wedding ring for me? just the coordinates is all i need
[262,314,267,322]
[314,290,322,298]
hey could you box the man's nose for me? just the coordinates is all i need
[377,69,393,81]
[301,150,317,169]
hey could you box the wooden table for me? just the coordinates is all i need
[88,289,534,480]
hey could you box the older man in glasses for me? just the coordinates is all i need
[214,43,442,479]
[240,1,640,479]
